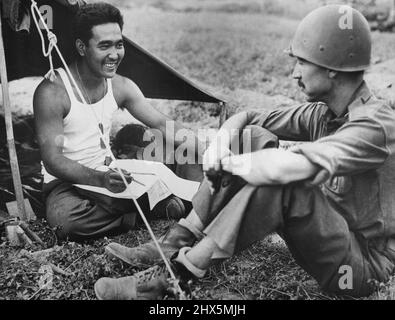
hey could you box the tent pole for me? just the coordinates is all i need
[0,14,27,221]
[219,101,228,127]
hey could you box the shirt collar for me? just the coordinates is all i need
[346,81,373,113]
[326,81,373,132]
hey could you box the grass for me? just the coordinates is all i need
[0,219,327,300]
[2,0,395,300]
[2,218,391,300]
[114,0,395,123]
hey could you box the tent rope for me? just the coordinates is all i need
[30,2,57,82]
[29,0,185,299]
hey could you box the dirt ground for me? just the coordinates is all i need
[1,0,395,300]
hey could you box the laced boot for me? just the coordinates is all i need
[95,247,206,300]
[94,264,170,300]
[105,219,203,266]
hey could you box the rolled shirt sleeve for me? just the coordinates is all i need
[246,102,329,141]
[290,112,395,180]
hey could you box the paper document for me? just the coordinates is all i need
[74,160,200,209]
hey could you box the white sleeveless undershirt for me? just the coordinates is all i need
[43,68,118,183]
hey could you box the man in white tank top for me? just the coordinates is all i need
[33,3,203,241]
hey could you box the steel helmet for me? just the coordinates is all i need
[289,5,372,72]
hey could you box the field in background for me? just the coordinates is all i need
[107,0,395,127]
[6,0,395,127]
[113,0,394,20]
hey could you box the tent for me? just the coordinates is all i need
[1,0,225,105]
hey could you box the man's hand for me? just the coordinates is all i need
[103,169,133,193]
[203,143,233,193]
[203,143,232,172]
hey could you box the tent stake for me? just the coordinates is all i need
[0,13,27,221]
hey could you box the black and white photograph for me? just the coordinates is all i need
[1,0,395,305]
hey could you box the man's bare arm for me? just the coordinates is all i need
[33,80,129,192]
[116,76,205,157]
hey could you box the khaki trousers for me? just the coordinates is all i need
[192,126,394,297]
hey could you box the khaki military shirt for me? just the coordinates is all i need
[247,82,395,239]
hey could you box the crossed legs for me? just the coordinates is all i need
[96,126,393,298]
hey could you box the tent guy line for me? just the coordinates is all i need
[28,0,185,298]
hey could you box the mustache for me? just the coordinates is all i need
[298,80,305,89]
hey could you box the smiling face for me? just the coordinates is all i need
[292,58,333,102]
[81,23,125,78]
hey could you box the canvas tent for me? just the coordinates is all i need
[1,0,225,105]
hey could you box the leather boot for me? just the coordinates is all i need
[105,221,200,266]
[94,264,169,300]
[95,247,205,300]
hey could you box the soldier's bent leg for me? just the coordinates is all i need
[192,125,279,227]
[281,184,380,297]
[200,181,383,297]
[101,126,280,265]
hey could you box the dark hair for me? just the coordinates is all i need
[71,2,124,44]
[112,124,152,151]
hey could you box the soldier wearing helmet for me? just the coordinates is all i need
[289,4,371,72]
[94,5,395,299]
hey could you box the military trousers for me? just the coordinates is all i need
[44,161,202,242]
[192,126,395,297]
